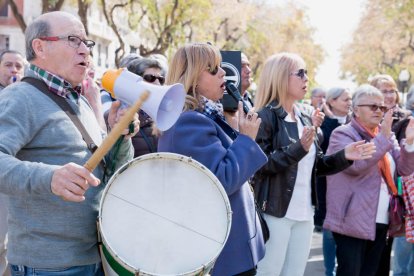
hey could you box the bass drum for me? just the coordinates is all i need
[98,152,232,275]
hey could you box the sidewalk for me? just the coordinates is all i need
[304,231,324,275]
[304,231,394,276]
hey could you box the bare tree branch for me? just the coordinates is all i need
[8,0,26,31]
[77,0,90,35]
[101,0,128,67]
[42,0,65,14]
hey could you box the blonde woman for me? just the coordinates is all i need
[158,43,267,276]
[253,53,376,276]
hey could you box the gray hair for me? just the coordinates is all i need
[119,53,142,68]
[311,87,327,97]
[352,84,383,109]
[326,87,350,106]
[127,57,167,77]
[149,54,168,74]
[25,19,50,61]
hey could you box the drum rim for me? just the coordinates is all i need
[98,152,232,275]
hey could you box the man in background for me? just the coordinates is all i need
[241,53,254,108]
[310,87,327,110]
[0,50,24,91]
[0,49,24,276]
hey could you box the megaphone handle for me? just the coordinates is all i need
[83,90,150,172]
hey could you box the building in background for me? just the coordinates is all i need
[0,0,135,79]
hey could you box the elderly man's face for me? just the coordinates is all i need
[41,17,90,87]
[0,53,24,87]
[311,91,326,109]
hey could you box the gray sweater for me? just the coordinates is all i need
[0,75,133,268]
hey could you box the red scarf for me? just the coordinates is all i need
[355,118,397,195]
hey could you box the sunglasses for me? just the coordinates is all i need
[142,74,165,85]
[357,104,388,112]
[207,65,219,75]
[290,69,308,80]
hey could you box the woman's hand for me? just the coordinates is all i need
[405,117,414,145]
[312,108,325,128]
[344,140,376,160]
[238,102,261,140]
[300,126,315,151]
[224,110,239,131]
[320,102,334,118]
[108,101,140,139]
[380,109,393,139]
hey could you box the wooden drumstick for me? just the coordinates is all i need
[83,91,150,172]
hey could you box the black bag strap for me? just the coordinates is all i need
[139,128,156,153]
[22,77,98,154]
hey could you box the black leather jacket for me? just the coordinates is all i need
[253,101,352,218]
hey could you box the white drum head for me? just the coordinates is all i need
[99,153,232,275]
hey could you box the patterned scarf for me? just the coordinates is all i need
[29,64,82,100]
[199,95,225,120]
[353,117,397,195]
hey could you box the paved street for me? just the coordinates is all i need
[304,231,325,276]
[304,231,394,276]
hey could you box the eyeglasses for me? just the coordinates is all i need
[38,35,95,50]
[380,89,398,95]
[357,104,388,112]
[207,65,219,75]
[290,69,308,80]
[142,74,165,85]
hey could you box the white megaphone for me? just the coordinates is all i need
[102,68,186,131]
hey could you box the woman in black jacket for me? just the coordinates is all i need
[253,53,375,276]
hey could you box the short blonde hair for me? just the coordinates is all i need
[166,43,222,111]
[254,52,305,109]
[369,74,400,104]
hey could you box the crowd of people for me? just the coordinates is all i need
[1,10,414,276]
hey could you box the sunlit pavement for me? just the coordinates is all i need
[304,231,394,276]
[304,231,325,275]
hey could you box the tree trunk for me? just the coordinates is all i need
[42,0,65,14]
[7,0,26,32]
[77,0,89,35]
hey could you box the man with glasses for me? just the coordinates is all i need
[0,11,135,276]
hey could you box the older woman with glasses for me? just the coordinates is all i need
[252,53,375,276]
[370,74,410,126]
[369,74,412,276]
[323,84,414,276]
[158,43,267,276]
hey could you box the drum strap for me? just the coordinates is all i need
[22,77,105,167]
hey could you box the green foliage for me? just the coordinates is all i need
[341,0,414,86]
